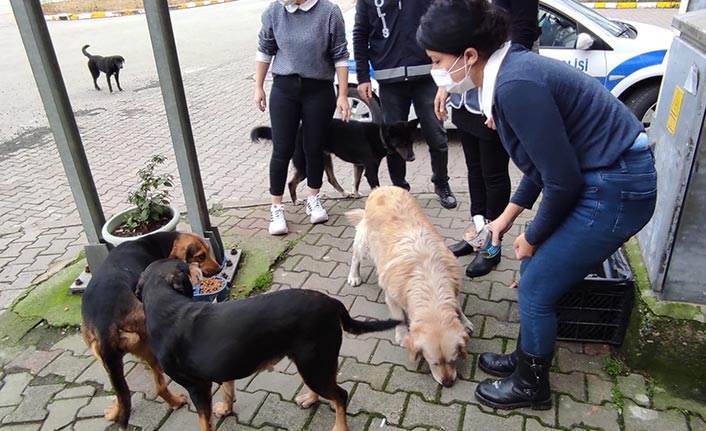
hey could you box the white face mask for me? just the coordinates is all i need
[430,55,477,94]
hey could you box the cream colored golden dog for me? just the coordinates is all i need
[346,186,472,387]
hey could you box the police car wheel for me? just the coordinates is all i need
[623,82,660,129]
[346,86,382,124]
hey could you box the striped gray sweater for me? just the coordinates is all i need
[256,0,349,81]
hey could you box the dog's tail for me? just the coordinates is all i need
[250,126,272,142]
[345,209,365,226]
[338,302,400,335]
[82,44,91,58]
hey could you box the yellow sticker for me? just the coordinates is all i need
[667,86,684,135]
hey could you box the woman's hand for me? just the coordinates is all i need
[254,87,267,112]
[514,233,537,260]
[434,87,449,122]
[337,94,351,122]
[484,117,496,130]
[485,214,514,247]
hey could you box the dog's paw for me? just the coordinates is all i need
[293,199,305,206]
[350,191,362,199]
[104,402,120,421]
[295,391,319,409]
[170,392,188,409]
[347,274,362,286]
[463,322,475,337]
[213,401,232,417]
[394,326,408,347]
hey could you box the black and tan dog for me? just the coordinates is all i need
[137,258,401,431]
[80,232,221,429]
[82,44,125,92]
[251,118,418,203]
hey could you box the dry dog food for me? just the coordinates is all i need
[199,277,224,294]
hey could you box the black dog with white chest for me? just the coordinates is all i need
[251,118,418,203]
[137,258,400,431]
[82,44,125,93]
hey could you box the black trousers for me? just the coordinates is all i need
[268,75,335,196]
[378,76,449,188]
[452,107,511,221]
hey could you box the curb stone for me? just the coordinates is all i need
[42,0,679,22]
[43,0,237,21]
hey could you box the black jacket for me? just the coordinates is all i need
[352,0,433,83]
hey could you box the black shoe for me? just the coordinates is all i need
[395,182,411,192]
[449,239,473,257]
[475,347,553,410]
[465,252,501,278]
[434,183,457,209]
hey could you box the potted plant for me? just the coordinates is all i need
[102,155,180,247]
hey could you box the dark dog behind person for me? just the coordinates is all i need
[418,0,656,411]
[353,0,457,210]
[254,0,351,236]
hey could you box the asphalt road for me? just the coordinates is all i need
[0,0,273,141]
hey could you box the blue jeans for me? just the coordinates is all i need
[519,139,657,356]
[378,76,449,187]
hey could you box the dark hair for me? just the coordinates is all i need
[417,0,510,59]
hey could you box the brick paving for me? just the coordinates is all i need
[0,195,700,430]
[0,5,700,431]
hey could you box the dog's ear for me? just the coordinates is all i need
[135,275,145,300]
[457,332,470,360]
[166,271,194,298]
[407,118,420,130]
[403,333,420,362]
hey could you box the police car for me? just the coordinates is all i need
[343,0,673,128]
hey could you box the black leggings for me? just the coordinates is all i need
[452,107,511,221]
[269,75,335,196]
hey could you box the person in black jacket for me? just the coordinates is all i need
[493,0,541,51]
[353,0,457,209]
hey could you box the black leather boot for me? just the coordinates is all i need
[448,239,473,257]
[478,340,518,377]
[475,347,553,410]
[465,252,501,278]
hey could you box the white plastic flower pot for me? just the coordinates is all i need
[101,205,180,247]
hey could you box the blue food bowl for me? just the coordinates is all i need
[193,275,229,303]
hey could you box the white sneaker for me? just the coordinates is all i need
[269,204,288,235]
[306,194,328,224]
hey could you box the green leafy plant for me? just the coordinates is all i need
[120,155,174,235]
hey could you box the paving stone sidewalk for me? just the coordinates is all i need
[1,193,703,431]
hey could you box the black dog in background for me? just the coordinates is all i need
[82,44,125,93]
[251,118,418,203]
[137,258,401,431]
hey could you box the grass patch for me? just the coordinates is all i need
[604,356,630,379]
[229,237,293,299]
[11,258,85,328]
[0,311,42,346]
[41,0,187,14]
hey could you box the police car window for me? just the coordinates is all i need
[538,8,578,49]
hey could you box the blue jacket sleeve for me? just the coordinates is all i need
[511,175,542,209]
[329,5,350,64]
[495,80,583,246]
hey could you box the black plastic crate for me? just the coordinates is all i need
[556,248,635,345]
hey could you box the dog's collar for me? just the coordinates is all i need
[379,127,394,155]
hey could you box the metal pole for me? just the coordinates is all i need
[10,0,110,272]
[143,1,224,262]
